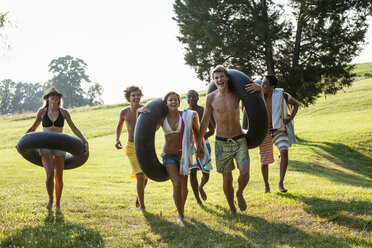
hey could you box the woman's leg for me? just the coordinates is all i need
[54,156,65,210]
[165,164,183,220]
[181,175,188,211]
[41,154,55,209]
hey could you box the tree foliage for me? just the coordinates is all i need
[173,0,372,105]
[0,80,43,114]
[0,12,6,28]
[0,11,11,54]
[46,55,104,108]
[0,55,104,114]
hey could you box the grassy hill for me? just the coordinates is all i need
[0,64,371,247]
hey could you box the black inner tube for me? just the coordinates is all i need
[16,132,89,170]
[134,98,169,182]
[207,69,268,149]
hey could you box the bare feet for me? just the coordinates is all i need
[197,200,203,206]
[139,207,146,212]
[264,186,271,194]
[278,184,288,193]
[199,185,207,201]
[229,206,237,215]
[178,215,184,222]
[236,192,247,211]
[135,198,140,208]
[47,199,53,210]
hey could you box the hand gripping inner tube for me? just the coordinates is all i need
[207,69,268,149]
[16,132,89,170]
[134,98,169,182]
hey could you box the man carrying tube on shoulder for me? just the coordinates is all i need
[197,65,262,215]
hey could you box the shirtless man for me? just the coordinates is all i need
[197,65,261,215]
[257,75,299,193]
[186,90,215,206]
[115,86,148,211]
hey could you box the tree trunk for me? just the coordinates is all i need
[292,3,305,68]
[261,0,275,74]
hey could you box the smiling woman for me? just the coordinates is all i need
[17,86,89,211]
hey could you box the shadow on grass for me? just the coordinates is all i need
[202,204,369,247]
[293,137,372,185]
[143,211,248,247]
[291,160,372,188]
[1,210,104,248]
[143,205,369,248]
[280,193,372,232]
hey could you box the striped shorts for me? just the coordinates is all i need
[259,130,289,165]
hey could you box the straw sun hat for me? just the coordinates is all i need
[43,87,63,100]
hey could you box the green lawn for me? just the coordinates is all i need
[0,68,371,247]
[353,62,372,78]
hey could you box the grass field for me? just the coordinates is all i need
[0,64,371,247]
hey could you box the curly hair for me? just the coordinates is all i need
[123,86,143,102]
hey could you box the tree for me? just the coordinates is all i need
[11,82,26,113]
[47,55,92,108]
[21,83,43,112]
[0,80,43,114]
[0,79,15,114]
[86,82,104,106]
[173,0,372,105]
[0,12,6,28]
[47,55,104,108]
[0,11,11,55]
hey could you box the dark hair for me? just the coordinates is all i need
[211,65,229,79]
[163,91,181,105]
[123,86,143,102]
[187,90,198,98]
[265,75,278,88]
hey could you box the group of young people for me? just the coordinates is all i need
[114,65,299,220]
[25,65,299,221]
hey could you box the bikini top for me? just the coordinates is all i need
[42,108,65,128]
[162,115,182,135]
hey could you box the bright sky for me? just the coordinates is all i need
[1,0,371,105]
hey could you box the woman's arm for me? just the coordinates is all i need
[25,108,44,133]
[63,109,89,155]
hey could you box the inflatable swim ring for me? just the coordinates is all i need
[134,98,169,182]
[16,132,89,170]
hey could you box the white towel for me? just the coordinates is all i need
[271,88,286,131]
[271,88,296,145]
[179,109,212,175]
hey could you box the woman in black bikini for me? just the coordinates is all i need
[26,87,89,210]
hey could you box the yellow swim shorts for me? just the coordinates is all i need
[125,142,148,179]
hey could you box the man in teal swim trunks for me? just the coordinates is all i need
[197,65,261,215]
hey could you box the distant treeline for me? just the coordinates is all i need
[0,55,104,115]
